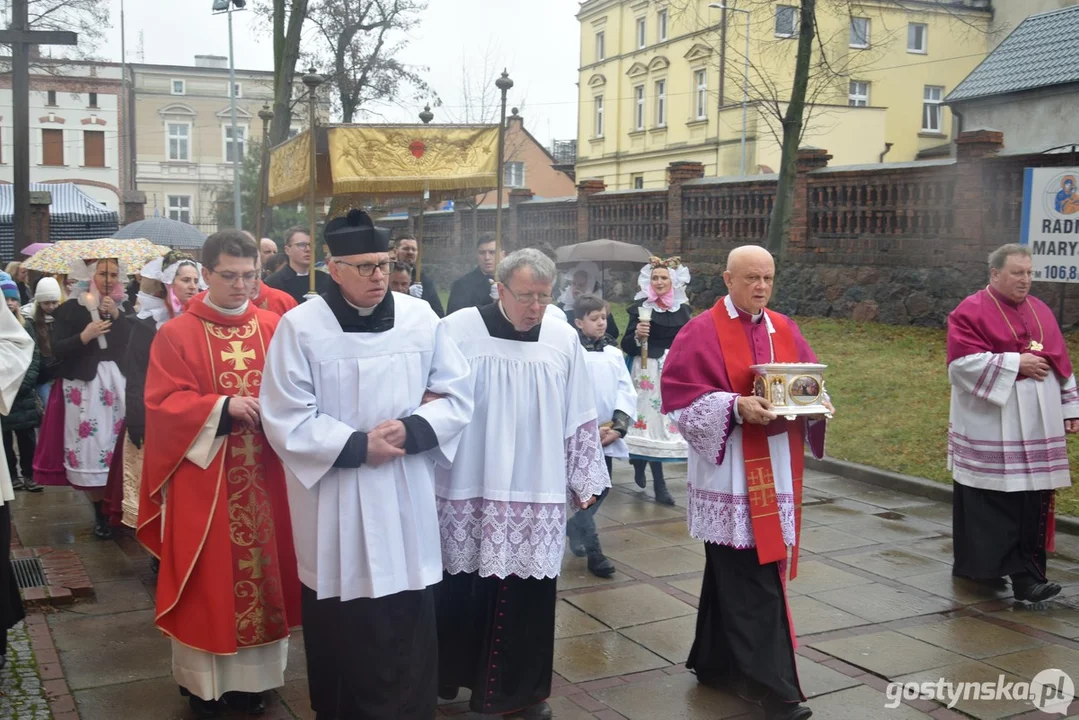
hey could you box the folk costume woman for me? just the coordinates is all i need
[620,257,691,505]
[42,257,131,539]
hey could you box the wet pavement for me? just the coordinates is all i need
[3,464,1079,719]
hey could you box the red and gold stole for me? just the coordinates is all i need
[201,314,289,648]
[710,302,804,580]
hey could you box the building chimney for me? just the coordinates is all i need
[194,55,228,69]
[508,107,524,132]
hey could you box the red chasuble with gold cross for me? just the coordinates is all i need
[137,300,301,655]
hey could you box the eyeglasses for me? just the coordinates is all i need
[289,242,312,250]
[333,259,392,277]
[208,270,258,285]
[502,285,553,306]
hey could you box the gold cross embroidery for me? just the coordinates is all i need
[239,547,271,580]
[747,467,777,508]
[231,434,262,467]
[221,341,256,371]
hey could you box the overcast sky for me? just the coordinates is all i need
[100,0,581,148]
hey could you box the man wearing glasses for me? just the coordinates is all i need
[265,226,330,304]
[261,209,473,720]
[435,248,609,720]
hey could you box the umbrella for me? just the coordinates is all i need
[22,238,168,274]
[113,217,207,251]
[555,239,653,271]
[20,242,52,257]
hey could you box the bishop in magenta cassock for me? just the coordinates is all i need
[436,248,609,720]
[661,246,828,720]
[947,243,1079,603]
[261,209,474,720]
[137,231,301,718]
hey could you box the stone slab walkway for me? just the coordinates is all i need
[3,464,1079,719]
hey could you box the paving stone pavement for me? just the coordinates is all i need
[6,465,1079,719]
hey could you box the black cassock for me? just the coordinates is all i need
[446,266,496,315]
[952,483,1053,583]
[1,504,25,657]
[436,572,557,715]
[687,544,803,704]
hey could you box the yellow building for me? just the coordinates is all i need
[576,0,993,189]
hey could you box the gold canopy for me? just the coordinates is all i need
[267,124,501,206]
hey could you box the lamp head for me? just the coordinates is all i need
[495,69,514,93]
[212,0,229,10]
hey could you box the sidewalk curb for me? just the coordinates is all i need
[805,454,1079,537]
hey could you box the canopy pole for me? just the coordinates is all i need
[494,70,514,261]
[303,69,323,300]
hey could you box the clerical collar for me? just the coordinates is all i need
[479,301,541,342]
[322,281,395,333]
[986,284,1021,309]
[204,295,248,316]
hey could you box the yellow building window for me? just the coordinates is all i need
[595,95,605,137]
[775,5,797,38]
[654,80,667,127]
[634,85,645,130]
[922,86,944,133]
[596,31,605,61]
[695,70,708,120]
[908,23,928,54]
[849,81,869,107]
[636,17,647,49]
[658,9,668,42]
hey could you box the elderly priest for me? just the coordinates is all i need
[436,248,609,720]
[947,243,1079,603]
[660,245,828,720]
[261,209,474,720]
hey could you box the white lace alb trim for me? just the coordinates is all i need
[677,392,736,466]
[686,484,796,549]
[438,498,567,579]
[565,418,610,502]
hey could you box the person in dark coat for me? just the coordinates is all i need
[446,234,502,314]
[265,226,331,303]
[393,233,444,317]
[1,273,42,493]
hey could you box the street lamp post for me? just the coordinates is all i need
[709,3,750,176]
[213,0,246,227]
[494,70,514,260]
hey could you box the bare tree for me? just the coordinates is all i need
[12,0,111,58]
[266,0,310,148]
[305,0,433,123]
[671,0,990,256]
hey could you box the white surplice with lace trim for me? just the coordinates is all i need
[436,307,610,579]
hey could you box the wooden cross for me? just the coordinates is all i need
[220,341,256,371]
[239,548,271,580]
[231,434,262,467]
[0,0,77,256]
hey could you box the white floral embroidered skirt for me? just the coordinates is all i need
[624,352,687,461]
[62,361,126,489]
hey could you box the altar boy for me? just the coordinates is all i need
[567,294,637,578]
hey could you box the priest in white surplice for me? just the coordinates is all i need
[261,209,473,720]
[948,243,1079,603]
[436,248,609,720]
[0,304,32,669]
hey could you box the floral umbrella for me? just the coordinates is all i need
[22,238,168,274]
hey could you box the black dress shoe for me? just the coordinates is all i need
[222,691,265,715]
[1014,581,1061,603]
[22,478,43,493]
[187,695,219,718]
[764,697,812,720]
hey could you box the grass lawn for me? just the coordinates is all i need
[444,292,1079,516]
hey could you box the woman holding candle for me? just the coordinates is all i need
[46,258,131,539]
[620,257,692,505]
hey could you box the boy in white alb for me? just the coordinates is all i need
[566,294,638,578]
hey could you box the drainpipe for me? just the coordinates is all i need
[879,142,893,163]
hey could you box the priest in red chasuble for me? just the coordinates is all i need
[137,230,301,719]
[660,246,831,720]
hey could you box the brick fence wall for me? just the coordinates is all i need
[382,130,1079,326]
